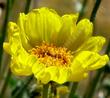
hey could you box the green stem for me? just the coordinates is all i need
[68,82,78,98]
[90,0,102,22]
[83,42,110,98]
[0,0,14,71]
[105,41,110,54]
[43,83,50,98]
[12,76,33,98]
[0,69,11,98]
[11,0,32,97]
[83,1,103,97]
[83,68,104,98]
[83,41,110,98]
[24,0,32,14]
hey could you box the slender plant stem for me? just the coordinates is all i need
[12,76,33,98]
[0,0,14,70]
[43,83,50,98]
[105,41,110,54]
[90,0,102,22]
[24,0,32,14]
[83,42,110,98]
[0,69,11,98]
[11,0,32,97]
[83,41,110,98]
[83,68,104,98]
[68,82,78,98]
[78,0,88,21]
[83,0,103,98]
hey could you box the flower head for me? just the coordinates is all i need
[3,7,109,84]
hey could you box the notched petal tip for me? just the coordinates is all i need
[71,51,109,72]
[62,13,79,21]
[8,22,19,33]
[57,13,79,46]
[32,7,58,14]
[89,54,109,70]
[8,22,19,39]
[77,18,93,36]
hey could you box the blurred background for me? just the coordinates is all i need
[0,0,110,98]
[0,0,110,38]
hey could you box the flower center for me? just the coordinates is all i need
[29,42,73,67]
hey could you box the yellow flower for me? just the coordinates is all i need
[3,7,109,84]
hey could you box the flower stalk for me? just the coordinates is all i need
[12,0,33,97]
[83,0,104,97]
[68,82,78,98]
[90,0,102,22]
[84,42,110,98]
[43,83,50,98]
[0,0,14,72]
[0,69,11,98]
[83,68,104,98]
[24,0,32,14]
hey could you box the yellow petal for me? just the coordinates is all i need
[71,51,109,72]
[32,62,52,84]
[65,19,93,51]
[18,7,62,46]
[11,55,37,76]
[88,55,109,70]
[3,42,11,54]
[69,72,88,81]
[6,22,20,54]
[10,40,37,76]
[44,66,59,83]
[32,61,45,75]
[7,22,37,76]
[78,36,106,52]
[17,13,32,50]
[33,65,71,84]
[56,14,78,46]
[33,67,50,84]
[76,19,93,38]
[53,67,69,84]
